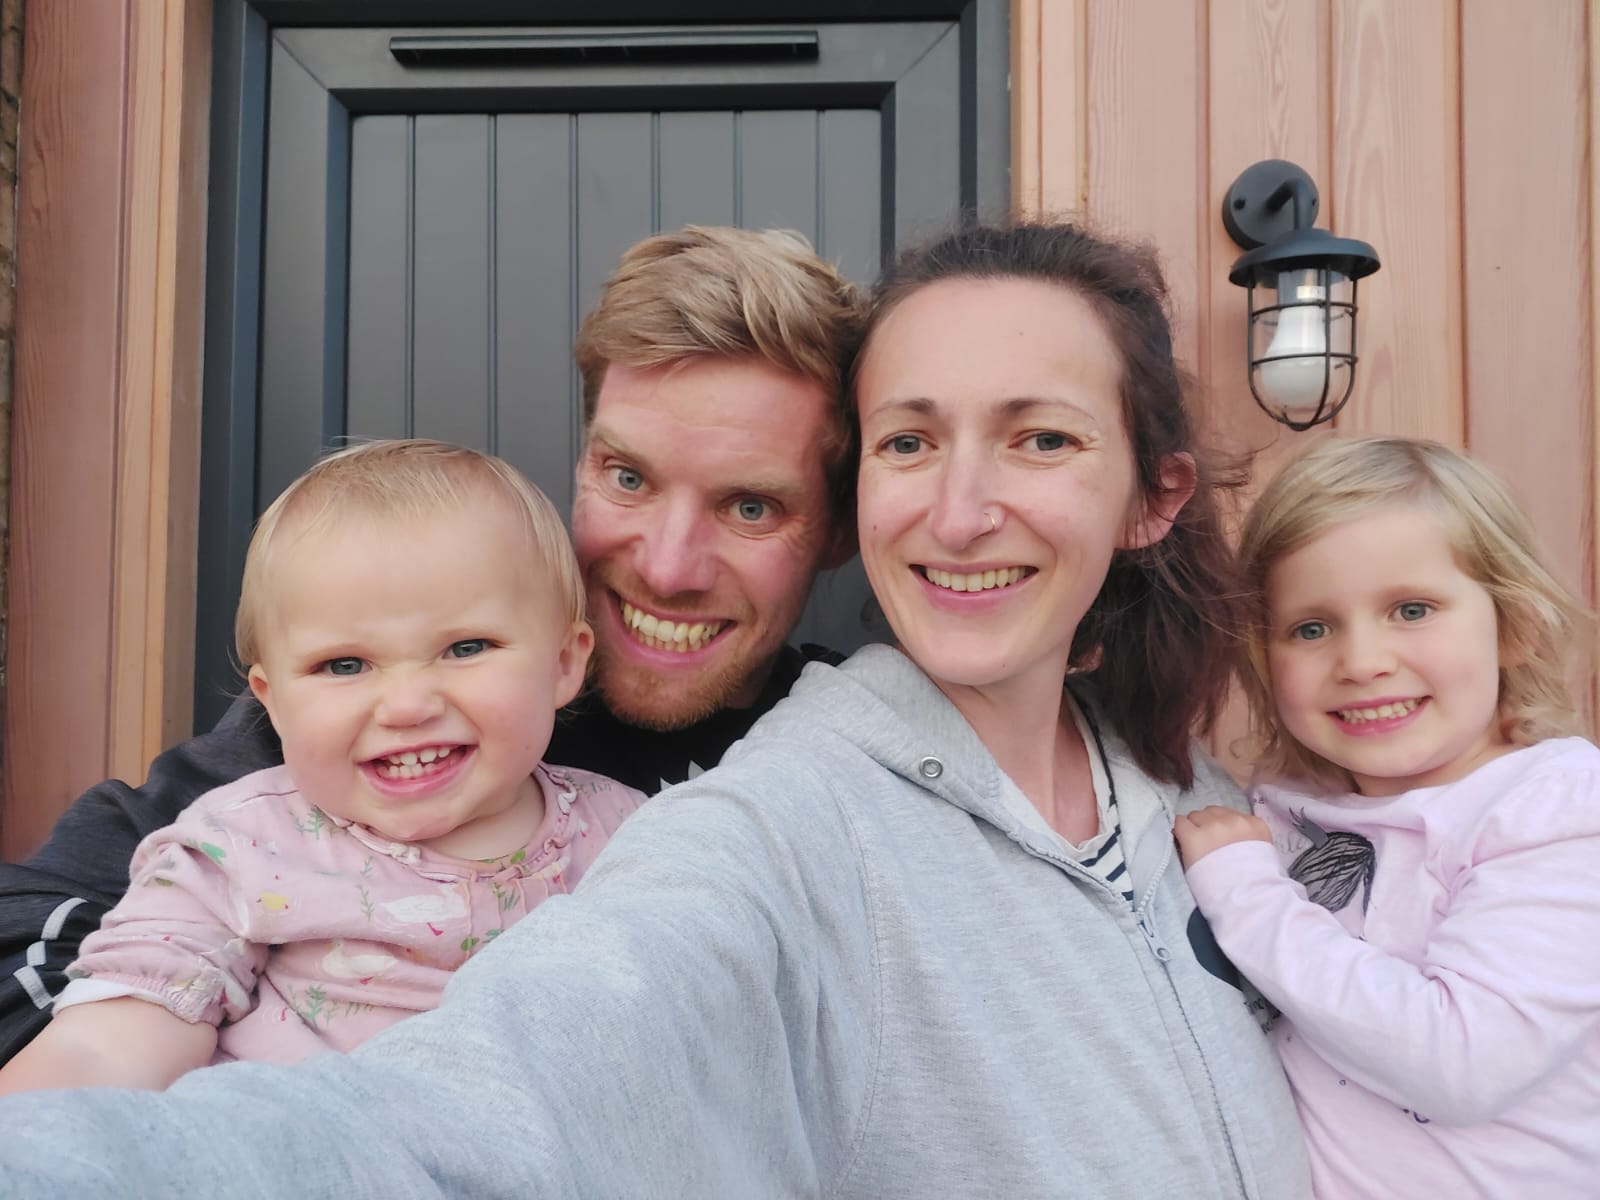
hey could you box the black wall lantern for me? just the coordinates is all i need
[1222,159,1381,430]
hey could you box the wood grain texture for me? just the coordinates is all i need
[1589,0,1599,725]
[1460,0,1589,606]
[1204,0,1329,460]
[2,0,209,858]
[1329,0,1463,441]
[1085,0,1206,372]
[1011,0,1087,216]
[1203,0,1333,771]
[3,3,128,858]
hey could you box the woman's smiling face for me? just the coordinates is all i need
[855,277,1169,706]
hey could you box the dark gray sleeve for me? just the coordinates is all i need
[0,691,281,1062]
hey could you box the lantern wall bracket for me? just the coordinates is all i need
[1222,159,1320,251]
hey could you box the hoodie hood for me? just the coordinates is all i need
[740,644,1013,830]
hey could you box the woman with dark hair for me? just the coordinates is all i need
[0,222,1310,1198]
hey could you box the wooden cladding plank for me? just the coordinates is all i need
[4,0,208,855]
[1461,0,1590,609]
[4,4,127,857]
[1204,0,1330,460]
[1203,0,1332,772]
[1012,0,1087,215]
[1591,0,1600,727]
[1328,0,1462,441]
[1085,0,1206,372]
[110,0,209,788]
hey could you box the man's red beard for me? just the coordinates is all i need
[584,565,772,730]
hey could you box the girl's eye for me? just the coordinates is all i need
[320,657,366,677]
[733,498,770,523]
[1028,431,1072,452]
[1395,601,1432,622]
[448,639,489,659]
[611,466,644,492]
[1290,621,1329,642]
[885,434,923,455]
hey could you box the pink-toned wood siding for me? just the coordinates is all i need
[1013,0,1599,757]
[0,1,1592,856]
[2,0,208,859]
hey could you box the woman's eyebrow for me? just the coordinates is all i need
[867,395,1099,422]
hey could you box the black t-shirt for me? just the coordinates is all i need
[0,642,839,1064]
[548,643,837,793]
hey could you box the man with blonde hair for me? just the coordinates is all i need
[0,225,866,1063]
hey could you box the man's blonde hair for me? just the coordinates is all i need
[574,225,865,516]
[235,439,583,668]
[1238,435,1595,789]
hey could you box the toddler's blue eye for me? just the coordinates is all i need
[323,657,365,676]
[449,639,489,658]
[1291,621,1329,642]
[1396,602,1431,622]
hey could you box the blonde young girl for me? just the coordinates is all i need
[1175,436,1600,1197]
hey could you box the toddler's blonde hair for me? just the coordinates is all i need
[235,439,583,669]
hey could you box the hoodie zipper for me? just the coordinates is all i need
[1133,832,1174,963]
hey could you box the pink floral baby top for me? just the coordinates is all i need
[55,762,645,1064]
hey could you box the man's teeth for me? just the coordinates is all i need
[376,745,457,779]
[1337,699,1421,724]
[923,566,1029,593]
[621,601,724,652]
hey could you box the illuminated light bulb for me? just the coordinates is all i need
[1256,282,1332,413]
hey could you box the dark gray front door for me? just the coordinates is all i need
[196,4,1008,729]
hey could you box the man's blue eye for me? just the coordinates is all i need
[448,639,489,659]
[614,467,644,491]
[735,498,769,523]
[323,658,365,676]
[888,435,922,455]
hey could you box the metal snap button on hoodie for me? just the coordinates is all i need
[917,757,944,779]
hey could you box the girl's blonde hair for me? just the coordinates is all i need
[1239,435,1595,788]
[235,439,583,668]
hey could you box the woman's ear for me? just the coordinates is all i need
[1121,452,1197,550]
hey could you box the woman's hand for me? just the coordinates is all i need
[1174,805,1271,868]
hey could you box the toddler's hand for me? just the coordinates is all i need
[1174,805,1271,869]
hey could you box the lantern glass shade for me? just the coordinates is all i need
[1247,267,1357,427]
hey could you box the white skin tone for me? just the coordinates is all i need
[1175,502,1514,866]
[0,496,592,1094]
[855,278,1193,841]
[572,358,852,730]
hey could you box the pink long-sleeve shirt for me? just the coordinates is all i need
[56,762,644,1064]
[1185,737,1600,1198]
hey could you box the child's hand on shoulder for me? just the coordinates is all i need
[1174,805,1271,869]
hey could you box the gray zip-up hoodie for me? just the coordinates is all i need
[2,646,1310,1198]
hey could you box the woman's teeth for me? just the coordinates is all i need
[922,566,1029,593]
[375,746,457,779]
[1337,699,1421,724]
[621,601,724,652]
